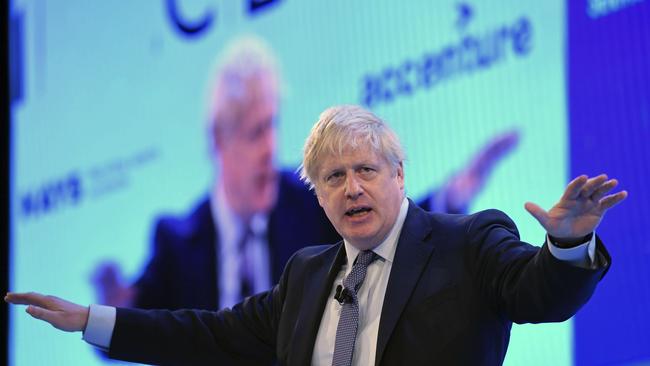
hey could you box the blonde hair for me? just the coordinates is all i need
[206,35,280,146]
[300,105,405,189]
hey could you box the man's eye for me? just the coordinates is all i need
[326,172,344,183]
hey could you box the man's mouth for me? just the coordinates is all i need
[255,171,278,185]
[345,207,372,217]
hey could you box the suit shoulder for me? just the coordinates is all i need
[291,243,339,261]
[274,169,321,213]
[278,243,341,281]
[463,208,519,239]
[423,208,517,237]
[278,169,312,195]
[286,243,340,269]
[469,208,516,226]
[154,197,212,241]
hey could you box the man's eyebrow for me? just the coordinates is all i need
[354,162,376,168]
[323,167,343,175]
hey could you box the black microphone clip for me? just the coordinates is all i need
[334,285,352,305]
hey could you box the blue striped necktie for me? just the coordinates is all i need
[331,250,378,366]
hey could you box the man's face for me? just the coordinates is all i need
[217,93,278,217]
[315,145,404,250]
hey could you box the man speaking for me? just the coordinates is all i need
[6,105,626,365]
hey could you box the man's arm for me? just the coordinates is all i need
[107,291,281,365]
[5,245,299,365]
[5,289,280,365]
[467,174,625,323]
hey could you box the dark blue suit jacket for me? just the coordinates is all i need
[109,201,609,365]
[133,170,341,310]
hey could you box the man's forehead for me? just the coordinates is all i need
[238,97,277,126]
[318,147,383,170]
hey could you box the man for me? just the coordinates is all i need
[93,35,520,311]
[7,105,626,365]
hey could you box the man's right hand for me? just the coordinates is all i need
[5,292,89,332]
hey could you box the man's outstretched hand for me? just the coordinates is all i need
[525,174,628,244]
[5,292,89,332]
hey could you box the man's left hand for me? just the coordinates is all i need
[525,174,628,244]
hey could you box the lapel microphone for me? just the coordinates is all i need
[334,285,353,304]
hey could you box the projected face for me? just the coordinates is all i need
[218,89,279,218]
[315,145,404,250]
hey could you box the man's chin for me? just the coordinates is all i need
[250,190,278,214]
[343,231,381,251]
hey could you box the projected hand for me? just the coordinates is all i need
[5,292,89,332]
[525,174,628,245]
[445,129,520,212]
[92,261,135,308]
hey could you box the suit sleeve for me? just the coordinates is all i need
[107,253,295,366]
[465,209,610,324]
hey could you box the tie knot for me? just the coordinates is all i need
[355,250,377,267]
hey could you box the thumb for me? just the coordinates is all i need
[524,202,548,227]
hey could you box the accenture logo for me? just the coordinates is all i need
[360,3,533,107]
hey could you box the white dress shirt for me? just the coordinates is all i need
[212,183,271,309]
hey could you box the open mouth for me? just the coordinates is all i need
[345,207,372,217]
[255,172,278,186]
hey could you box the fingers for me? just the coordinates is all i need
[7,292,89,332]
[568,175,627,208]
[563,175,589,200]
[592,178,618,201]
[26,304,55,322]
[580,174,608,198]
[599,190,628,211]
[524,202,549,227]
[5,292,52,308]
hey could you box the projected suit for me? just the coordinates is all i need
[132,170,338,310]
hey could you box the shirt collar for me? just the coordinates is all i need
[343,196,409,266]
[210,182,269,242]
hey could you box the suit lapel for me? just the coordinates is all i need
[290,243,347,365]
[374,201,437,365]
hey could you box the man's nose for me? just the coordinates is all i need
[259,127,276,162]
[345,174,363,199]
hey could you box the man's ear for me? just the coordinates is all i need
[396,162,405,190]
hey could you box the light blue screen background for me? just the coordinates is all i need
[10,1,642,365]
